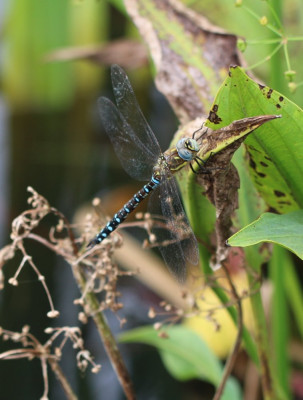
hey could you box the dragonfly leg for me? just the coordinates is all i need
[190,156,211,174]
[195,152,227,174]
[192,124,208,141]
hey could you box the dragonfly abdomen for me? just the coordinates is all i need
[88,175,161,247]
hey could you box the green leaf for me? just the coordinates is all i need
[232,146,268,270]
[119,325,242,400]
[227,210,303,259]
[206,66,303,213]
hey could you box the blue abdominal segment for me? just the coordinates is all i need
[88,175,160,247]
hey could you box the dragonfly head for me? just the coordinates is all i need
[176,138,199,161]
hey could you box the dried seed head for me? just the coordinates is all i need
[154,322,162,331]
[8,277,18,286]
[158,331,169,339]
[91,365,101,374]
[78,312,88,324]
[148,307,156,319]
[47,310,60,318]
[55,347,62,358]
[22,325,30,334]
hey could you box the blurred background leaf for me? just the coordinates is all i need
[120,325,242,400]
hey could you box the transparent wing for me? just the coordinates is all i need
[111,65,161,162]
[98,96,156,181]
[148,176,199,282]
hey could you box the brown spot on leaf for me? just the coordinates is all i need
[279,96,284,102]
[274,190,286,197]
[276,104,281,109]
[259,84,265,90]
[249,158,257,169]
[248,145,261,153]
[268,206,278,213]
[260,161,268,167]
[264,156,272,161]
[278,200,291,205]
[208,104,222,124]
[257,172,266,178]
[266,88,273,99]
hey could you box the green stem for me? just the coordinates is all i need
[269,246,291,399]
[283,42,291,72]
[287,36,303,41]
[246,42,283,71]
[247,38,283,45]
[268,0,285,91]
[267,0,283,30]
[284,252,303,340]
[242,5,282,37]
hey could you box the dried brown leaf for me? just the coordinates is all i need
[125,0,243,122]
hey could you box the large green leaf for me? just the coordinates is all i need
[206,66,303,213]
[119,325,242,399]
[227,210,303,259]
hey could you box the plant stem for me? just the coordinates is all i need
[213,264,243,400]
[248,276,277,400]
[72,264,136,400]
[270,246,291,399]
[48,358,78,400]
[184,171,259,365]
[268,0,285,92]
[212,284,259,365]
[284,253,303,339]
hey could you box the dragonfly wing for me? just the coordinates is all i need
[110,65,161,162]
[98,96,155,181]
[148,176,199,282]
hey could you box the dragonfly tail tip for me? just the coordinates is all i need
[87,238,98,249]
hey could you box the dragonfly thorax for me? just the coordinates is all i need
[176,138,199,161]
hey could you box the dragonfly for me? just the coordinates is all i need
[88,65,203,281]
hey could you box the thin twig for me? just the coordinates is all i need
[72,263,136,400]
[213,263,243,400]
[48,357,78,400]
[49,207,79,256]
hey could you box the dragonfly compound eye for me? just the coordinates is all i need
[176,138,199,161]
[185,138,199,151]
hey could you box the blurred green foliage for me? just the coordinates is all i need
[2,0,303,110]
[2,0,107,110]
